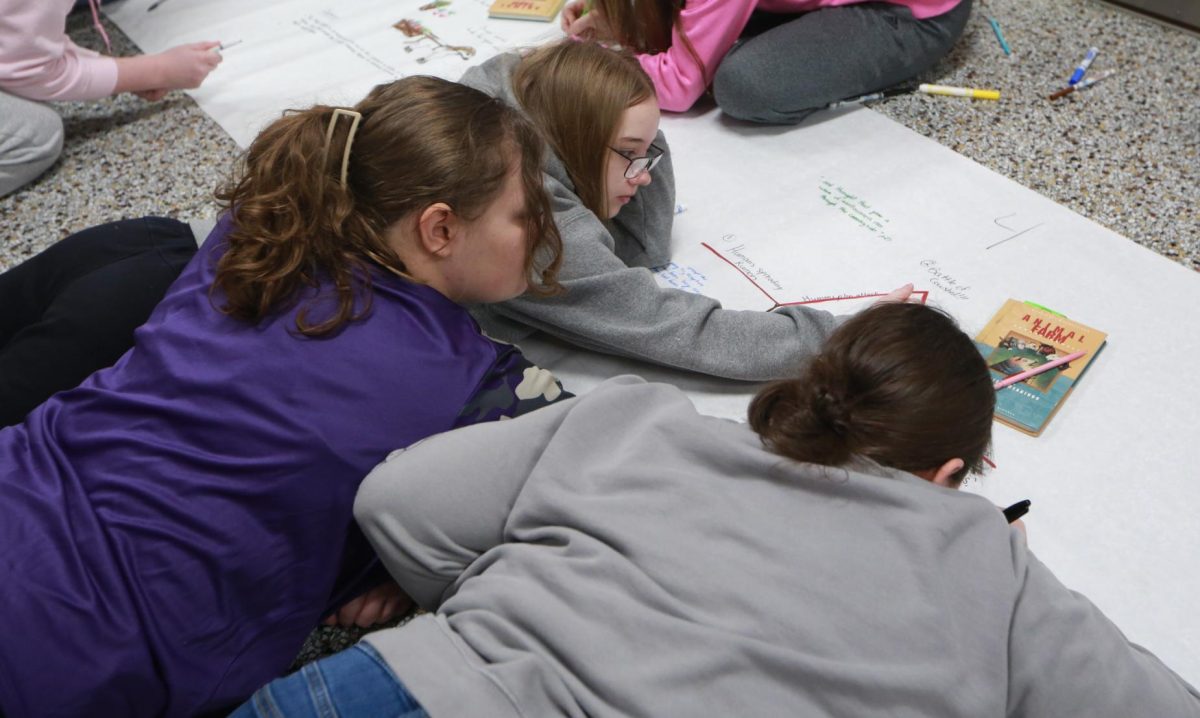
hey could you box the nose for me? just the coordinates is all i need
[629,170,653,187]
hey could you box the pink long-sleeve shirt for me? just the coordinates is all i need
[0,0,118,101]
[640,0,962,112]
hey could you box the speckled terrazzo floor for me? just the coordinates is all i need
[869,0,1200,270]
[1,0,1197,273]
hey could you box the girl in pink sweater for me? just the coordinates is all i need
[563,0,972,123]
[0,0,221,196]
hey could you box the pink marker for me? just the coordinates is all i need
[994,350,1087,390]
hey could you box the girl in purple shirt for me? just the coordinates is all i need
[0,76,566,717]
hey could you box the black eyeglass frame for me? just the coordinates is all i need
[608,143,666,180]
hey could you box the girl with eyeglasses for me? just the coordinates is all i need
[561,0,972,124]
[463,39,909,381]
[0,76,569,717]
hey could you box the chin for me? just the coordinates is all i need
[508,281,530,299]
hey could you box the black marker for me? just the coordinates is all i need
[825,84,917,110]
[1002,499,1031,523]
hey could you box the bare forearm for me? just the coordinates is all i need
[113,55,165,94]
[113,43,221,95]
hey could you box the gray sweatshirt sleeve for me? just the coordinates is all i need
[1007,546,1200,716]
[482,206,840,382]
[352,392,585,609]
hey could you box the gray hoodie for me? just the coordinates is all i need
[358,377,1200,717]
[461,54,840,382]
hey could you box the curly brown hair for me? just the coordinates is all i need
[214,75,563,336]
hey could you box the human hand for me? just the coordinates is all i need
[875,282,914,304]
[153,41,223,90]
[561,0,584,30]
[561,0,589,31]
[562,2,614,41]
[322,581,412,628]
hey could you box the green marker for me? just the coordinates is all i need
[1024,301,1066,317]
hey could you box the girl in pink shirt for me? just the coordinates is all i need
[0,0,222,196]
[563,0,972,123]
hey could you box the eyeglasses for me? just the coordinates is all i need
[609,143,666,180]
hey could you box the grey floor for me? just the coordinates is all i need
[2,0,1197,273]
[0,0,1196,666]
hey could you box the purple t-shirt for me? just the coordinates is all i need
[0,218,565,717]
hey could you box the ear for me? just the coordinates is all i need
[929,457,966,488]
[415,203,460,258]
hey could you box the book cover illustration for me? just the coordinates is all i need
[974,299,1107,436]
[487,0,567,21]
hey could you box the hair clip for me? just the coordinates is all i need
[323,108,363,188]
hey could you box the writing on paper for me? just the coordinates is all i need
[721,244,785,293]
[919,259,970,300]
[653,262,709,294]
[295,15,399,76]
[818,177,894,242]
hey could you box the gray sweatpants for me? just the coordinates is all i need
[0,90,64,197]
[712,0,973,124]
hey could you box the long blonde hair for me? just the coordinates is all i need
[512,40,656,218]
[214,76,563,336]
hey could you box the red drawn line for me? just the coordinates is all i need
[701,242,930,309]
[777,289,929,308]
[700,242,779,306]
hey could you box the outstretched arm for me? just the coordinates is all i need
[1007,549,1200,715]
[113,42,222,99]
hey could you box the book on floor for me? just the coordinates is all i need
[974,299,1107,436]
[487,0,567,21]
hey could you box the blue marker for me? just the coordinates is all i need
[1068,47,1099,85]
[986,16,1011,56]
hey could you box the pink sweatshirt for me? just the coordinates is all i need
[0,0,118,101]
[639,0,962,112]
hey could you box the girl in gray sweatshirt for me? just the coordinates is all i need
[462,40,858,382]
[232,302,1200,717]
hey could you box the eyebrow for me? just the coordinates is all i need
[616,136,650,144]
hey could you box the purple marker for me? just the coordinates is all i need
[1068,47,1099,85]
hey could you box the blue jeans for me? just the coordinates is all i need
[229,643,429,718]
